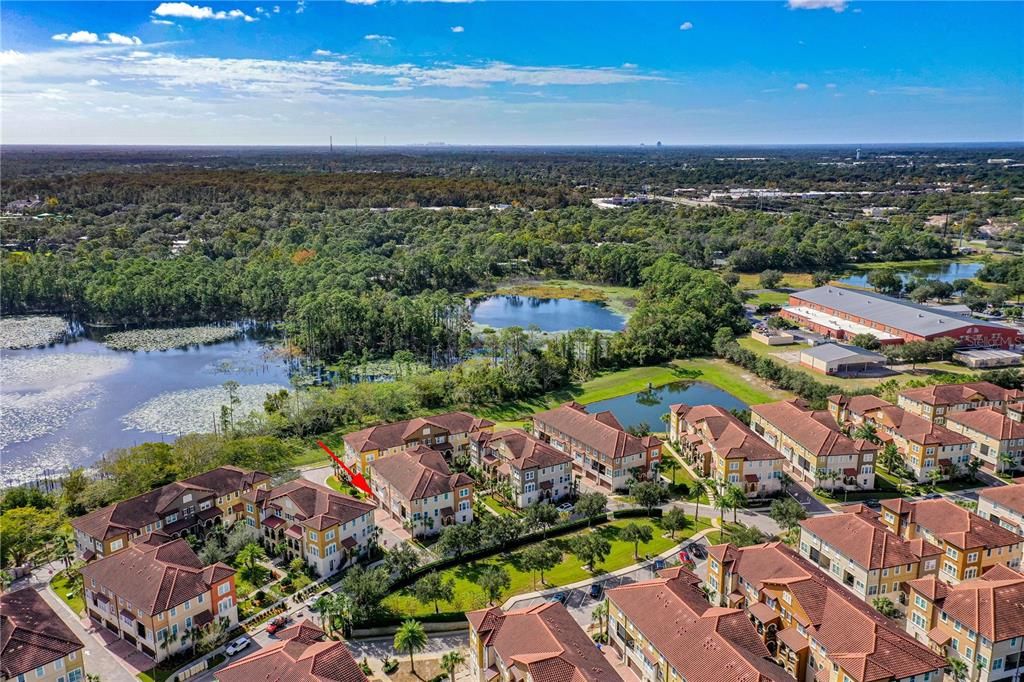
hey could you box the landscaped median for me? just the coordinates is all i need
[381,514,714,619]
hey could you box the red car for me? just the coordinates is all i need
[678,550,691,564]
[266,615,290,635]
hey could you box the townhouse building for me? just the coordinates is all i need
[750,399,877,491]
[343,412,494,474]
[605,565,790,682]
[897,382,1024,425]
[670,404,784,497]
[979,483,1024,536]
[533,402,661,492]
[241,479,376,578]
[705,540,946,682]
[215,620,367,682]
[945,408,1024,473]
[798,505,942,611]
[857,403,973,482]
[827,394,893,427]
[80,532,238,663]
[369,445,474,537]
[71,465,271,561]
[467,601,622,682]
[878,498,1022,583]
[906,565,1024,682]
[1009,402,1024,422]
[1,589,85,682]
[468,428,572,508]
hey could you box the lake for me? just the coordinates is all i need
[838,260,984,288]
[1,325,292,487]
[471,295,626,332]
[585,381,748,431]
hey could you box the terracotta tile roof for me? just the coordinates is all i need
[258,480,375,532]
[899,381,1024,407]
[776,627,809,652]
[947,408,1024,441]
[478,429,571,471]
[887,498,1022,550]
[71,465,270,541]
[938,566,1024,641]
[829,395,893,416]
[679,405,783,463]
[751,400,877,458]
[800,510,942,569]
[344,412,494,453]
[1,589,84,678]
[80,536,233,616]
[863,406,973,447]
[715,542,945,682]
[215,619,367,682]
[980,483,1024,516]
[467,602,621,682]
[370,445,474,501]
[906,575,948,602]
[533,403,659,460]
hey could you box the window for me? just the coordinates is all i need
[326,530,335,541]
[309,531,318,541]
[110,539,124,552]
[915,595,927,609]
[170,606,177,617]
[967,552,978,563]
[218,583,231,596]
[460,488,469,497]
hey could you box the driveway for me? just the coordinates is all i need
[301,465,333,488]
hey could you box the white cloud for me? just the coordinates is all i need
[86,78,106,86]
[679,21,693,31]
[1,50,28,66]
[52,31,100,44]
[313,49,346,57]
[107,33,144,46]
[787,0,847,12]
[345,0,380,4]
[296,0,305,13]
[273,5,280,12]
[794,82,809,90]
[825,82,837,88]
[52,31,142,45]
[450,25,464,33]
[621,62,637,69]
[364,34,394,42]
[151,18,176,25]
[152,2,256,21]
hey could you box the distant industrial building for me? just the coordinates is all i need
[953,348,1023,369]
[799,342,887,376]
[782,286,1022,348]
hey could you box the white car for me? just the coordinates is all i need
[225,636,251,656]
[557,503,574,513]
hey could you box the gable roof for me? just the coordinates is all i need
[899,381,1024,407]
[344,412,494,453]
[939,566,1024,641]
[79,537,234,616]
[477,429,572,471]
[863,406,973,447]
[533,402,659,459]
[259,480,376,532]
[215,619,367,682]
[801,343,885,364]
[800,509,942,570]
[828,395,893,416]
[751,400,876,458]
[71,465,271,541]
[882,498,1022,550]
[1,589,84,678]
[980,483,1024,516]
[369,445,474,501]
[606,567,789,682]
[679,405,783,462]
[468,601,621,682]
[946,408,1024,441]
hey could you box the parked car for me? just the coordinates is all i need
[266,615,290,635]
[557,503,574,513]
[225,636,251,656]
[653,559,666,571]
[678,550,691,564]
[684,542,707,560]
[923,493,942,500]
[551,592,568,604]
[862,498,881,509]
[589,583,603,599]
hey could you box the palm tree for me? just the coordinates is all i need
[690,478,708,524]
[724,485,747,524]
[591,601,609,642]
[440,650,465,682]
[852,422,880,444]
[714,486,730,527]
[999,451,1017,474]
[945,655,967,682]
[52,534,74,570]
[313,594,335,630]
[394,619,427,675]
[236,542,267,581]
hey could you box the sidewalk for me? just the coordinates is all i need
[500,525,717,610]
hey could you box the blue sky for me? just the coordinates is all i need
[2,1,1021,145]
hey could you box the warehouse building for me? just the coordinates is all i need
[782,286,1021,348]
[799,342,887,375]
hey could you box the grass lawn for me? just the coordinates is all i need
[813,470,903,504]
[482,495,520,517]
[383,517,711,617]
[735,272,816,291]
[735,338,892,392]
[50,571,83,616]
[746,291,791,306]
[137,666,175,682]
[669,358,792,404]
[479,364,687,422]
[326,475,365,498]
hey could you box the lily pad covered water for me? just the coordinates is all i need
[0,316,71,349]
[103,325,240,351]
[0,324,292,487]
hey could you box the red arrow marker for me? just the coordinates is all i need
[317,440,374,498]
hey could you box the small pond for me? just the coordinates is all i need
[838,260,984,288]
[470,295,626,332]
[585,381,748,431]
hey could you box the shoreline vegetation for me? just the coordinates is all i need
[467,279,638,318]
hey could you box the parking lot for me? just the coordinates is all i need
[504,536,712,629]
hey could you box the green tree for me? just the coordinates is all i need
[759,269,783,289]
[570,533,611,571]
[436,523,481,558]
[235,543,267,581]
[441,650,465,682]
[0,506,61,567]
[591,601,610,642]
[339,566,391,624]
[478,565,511,605]
[621,522,654,560]
[384,545,420,581]
[521,542,562,588]
[413,572,455,614]
[871,596,900,619]
[394,619,428,674]
[629,480,667,516]
[966,456,983,481]
[723,484,748,524]
[288,557,306,577]
[690,478,708,524]
[524,503,559,538]
[768,497,807,536]
[945,655,968,682]
[661,507,689,539]
[852,422,880,444]
[658,457,680,486]
[574,493,608,527]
